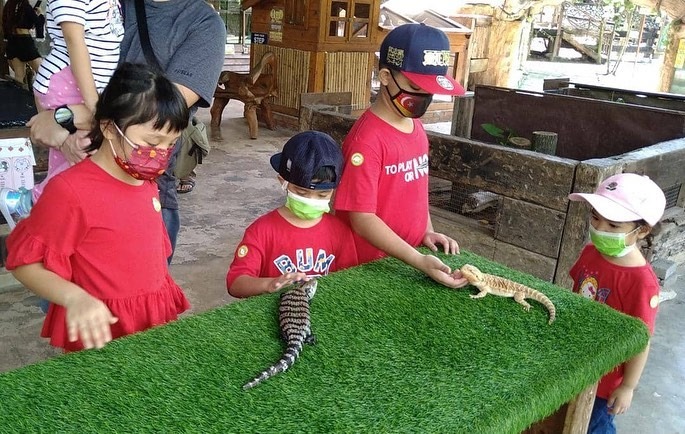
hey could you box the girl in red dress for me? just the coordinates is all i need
[5,62,191,352]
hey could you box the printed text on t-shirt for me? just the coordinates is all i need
[274,248,335,275]
[384,154,429,183]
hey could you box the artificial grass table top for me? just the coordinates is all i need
[0,250,649,433]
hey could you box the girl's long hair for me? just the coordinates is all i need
[86,63,190,152]
[2,0,29,36]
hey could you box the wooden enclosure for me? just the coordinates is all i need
[545,80,685,112]
[244,0,471,120]
[299,102,685,291]
[470,85,685,161]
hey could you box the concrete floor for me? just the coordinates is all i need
[0,101,684,433]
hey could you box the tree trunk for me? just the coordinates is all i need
[532,131,558,155]
[659,20,685,93]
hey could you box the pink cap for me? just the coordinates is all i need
[568,173,666,226]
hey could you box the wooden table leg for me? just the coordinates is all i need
[521,382,596,434]
[562,383,597,434]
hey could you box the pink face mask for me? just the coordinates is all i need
[110,124,173,181]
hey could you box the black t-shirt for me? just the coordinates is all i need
[13,2,38,31]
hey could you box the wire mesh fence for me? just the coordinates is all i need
[428,176,500,231]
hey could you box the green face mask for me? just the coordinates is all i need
[589,225,639,257]
[285,190,330,220]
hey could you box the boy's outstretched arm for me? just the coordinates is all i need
[608,342,651,415]
[348,211,467,288]
[229,273,310,298]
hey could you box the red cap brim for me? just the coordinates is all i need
[402,71,465,96]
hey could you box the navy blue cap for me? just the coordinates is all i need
[270,131,343,190]
[380,23,465,96]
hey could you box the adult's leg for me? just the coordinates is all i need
[28,57,42,76]
[8,58,27,85]
[161,207,180,264]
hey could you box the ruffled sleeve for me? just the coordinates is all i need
[5,176,87,281]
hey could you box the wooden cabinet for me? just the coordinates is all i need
[325,0,373,42]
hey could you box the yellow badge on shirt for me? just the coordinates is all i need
[237,245,249,258]
[650,294,659,308]
[351,152,364,167]
[152,197,161,212]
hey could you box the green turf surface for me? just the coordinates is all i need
[0,250,649,433]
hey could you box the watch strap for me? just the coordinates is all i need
[54,105,77,134]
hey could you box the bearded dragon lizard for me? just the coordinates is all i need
[460,264,556,324]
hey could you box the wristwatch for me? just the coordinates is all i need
[54,105,77,134]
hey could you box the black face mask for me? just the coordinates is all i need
[385,71,434,118]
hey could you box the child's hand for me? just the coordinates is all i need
[64,291,119,349]
[422,231,460,255]
[607,384,635,415]
[268,273,310,293]
[417,254,469,288]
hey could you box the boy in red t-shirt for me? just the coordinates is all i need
[333,23,468,289]
[568,173,666,434]
[226,131,358,298]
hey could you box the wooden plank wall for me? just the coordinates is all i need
[430,135,577,211]
[324,52,372,109]
[451,15,491,88]
[253,44,310,111]
[564,84,685,112]
[250,0,321,52]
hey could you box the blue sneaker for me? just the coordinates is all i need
[0,187,33,230]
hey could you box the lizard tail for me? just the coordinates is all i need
[243,342,303,390]
[533,293,556,324]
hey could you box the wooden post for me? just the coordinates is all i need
[597,20,606,64]
[552,5,564,60]
[532,131,558,155]
[562,383,597,434]
[635,14,647,64]
[450,92,475,138]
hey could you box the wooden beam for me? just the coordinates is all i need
[241,0,263,10]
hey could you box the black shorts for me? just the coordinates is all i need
[5,34,41,62]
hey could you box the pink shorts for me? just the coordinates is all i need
[33,67,89,203]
